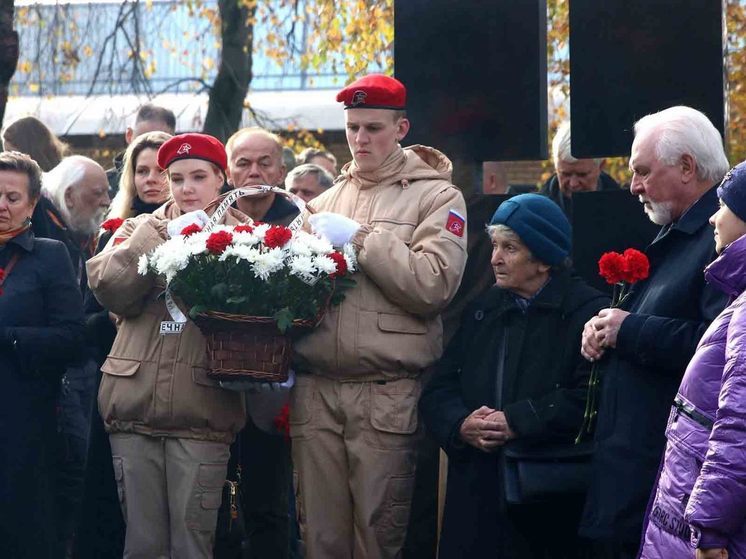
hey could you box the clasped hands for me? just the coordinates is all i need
[459,406,516,452]
[580,308,630,362]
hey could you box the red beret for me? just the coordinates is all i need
[336,74,406,110]
[157,133,227,171]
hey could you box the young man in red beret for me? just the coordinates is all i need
[291,74,468,558]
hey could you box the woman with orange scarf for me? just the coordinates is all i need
[0,151,85,558]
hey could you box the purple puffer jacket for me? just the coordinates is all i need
[640,233,746,558]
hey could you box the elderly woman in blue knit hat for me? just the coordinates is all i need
[420,194,608,559]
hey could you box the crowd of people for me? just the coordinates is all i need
[0,72,744,559]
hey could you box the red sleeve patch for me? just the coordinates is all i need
[445,209,465,238]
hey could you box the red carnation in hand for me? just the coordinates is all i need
[598,251,626,285]
[181,223,202,237]
[101,218,124,233]
[234,224,255,234]
[328,251,348,278]
[264,225,292,249]
[622,248,649,283]
[206,230,233,254]
[273,403,290,442]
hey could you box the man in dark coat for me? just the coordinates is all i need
[539,121,620,219]
[420,194,608,558]
[579,106,731,558]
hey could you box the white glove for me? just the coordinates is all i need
[166,210,210,238]
[309,212,360,247]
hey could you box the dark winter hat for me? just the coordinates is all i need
[336,74,406,110]
[489,193,572,266]
[157,133,227,171]
[718,161,746,223]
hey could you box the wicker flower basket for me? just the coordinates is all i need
[194,311,316,383]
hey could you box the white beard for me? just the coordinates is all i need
[67,206,108,236]
[639,197,674,225]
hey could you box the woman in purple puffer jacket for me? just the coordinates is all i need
[640,161,746,559]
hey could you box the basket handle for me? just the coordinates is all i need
[203,185,313,232]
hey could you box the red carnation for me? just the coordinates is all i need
[328,251,348,278]
[101,218,124,233]
[180,223,202,237]
[622,248,649,284]
[234,224,255,234]
[206,230,233,254]
[598,251,626,285]
[273,403,290,442]
[264,225,293,249]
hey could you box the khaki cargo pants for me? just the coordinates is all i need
[109,433,230,559]
[290,374,421,559]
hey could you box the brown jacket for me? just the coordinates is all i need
[294,145,468,380]
[87,201,247,443]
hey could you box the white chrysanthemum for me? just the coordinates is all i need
[251,247,286,280]
[233,231,260,247]
[252,223,270,241]
[220,244,261,263]
[303,233,334,255]
[289,255,317,283]
[289,233,314,257]
[150,241,191,281]
[342,243,358,273]
[137,254,149,276]
[314,255,337,275]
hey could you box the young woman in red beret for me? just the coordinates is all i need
[86,133,248,558]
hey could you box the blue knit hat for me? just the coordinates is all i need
[718,161,746,223]
[489,194,572,265]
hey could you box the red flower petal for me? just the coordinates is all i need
[101,218,124,233]
[180,223,202,237]
[205,230,234,254]
[622,248,650,283]
[328,251,348,278]
[598,251,626,284]
[264,225,293,249]
[234,224,255,234]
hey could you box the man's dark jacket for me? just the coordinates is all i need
[580,186,728,544]
[420,271,608,557]
[539,171,620,219]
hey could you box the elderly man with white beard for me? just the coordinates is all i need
[39,154,110,556]
[578,106,730,559]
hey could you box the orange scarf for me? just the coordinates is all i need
[0,220,31,245]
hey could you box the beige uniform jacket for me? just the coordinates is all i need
[87,202,247,444]
[294,144,468,381]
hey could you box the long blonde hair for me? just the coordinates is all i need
[109,131,172,220]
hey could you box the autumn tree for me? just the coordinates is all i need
[546,0,746,183]
[6,0,393,147]
[0,0,18,125]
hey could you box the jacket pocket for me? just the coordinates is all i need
[187,462,227,532]
[192,366,220,388]
[101,356,141,377]
[289,375,316,440]
[373,219,416,245]
[365,377,422,450]
[378,312,427,334]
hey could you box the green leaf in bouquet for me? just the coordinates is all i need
[210,282,229,301]
[274,307,295,334]
[226,295,249,304]
[188,304,208,319]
